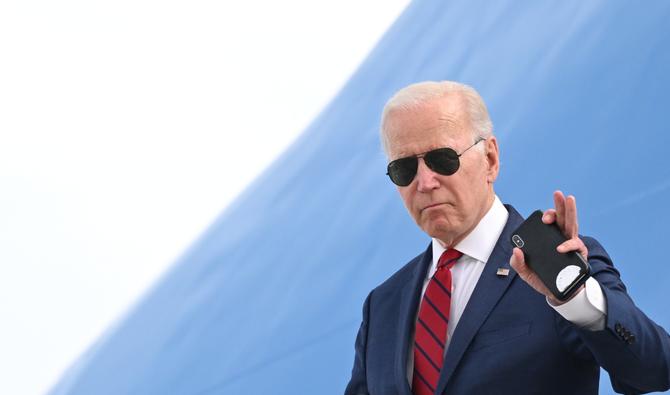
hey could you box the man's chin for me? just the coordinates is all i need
[422,222,457,244]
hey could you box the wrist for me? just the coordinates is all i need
[547,284,585,306]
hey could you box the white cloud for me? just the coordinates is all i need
[0,1,408,394]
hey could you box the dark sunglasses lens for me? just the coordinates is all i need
[425,148,460,175]
[387,157,418,186]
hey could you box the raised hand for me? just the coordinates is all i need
[510,191,588,305]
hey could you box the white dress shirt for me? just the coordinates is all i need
[406,195,607,382]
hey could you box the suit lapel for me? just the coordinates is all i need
[435,206,525,394]
[394,244,433,395]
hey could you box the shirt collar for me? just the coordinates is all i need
[431,195,509,267]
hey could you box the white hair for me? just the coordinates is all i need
[380,81,493,155]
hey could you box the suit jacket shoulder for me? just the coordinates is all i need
[370,245,432,299]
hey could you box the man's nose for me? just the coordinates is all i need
[415,158,440,192]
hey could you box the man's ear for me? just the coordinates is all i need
[485,136,500,183]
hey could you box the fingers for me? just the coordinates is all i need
[510,248,530,279]
[553,191,566,230]
[510,248,557,302]
[564,194,579,238]
[557,238,589,260]
[510,247,538,284]
[542,209,556,224]
[549,190,579,239]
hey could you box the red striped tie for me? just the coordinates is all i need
[412,248,462,395]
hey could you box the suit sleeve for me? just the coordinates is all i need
[562,237,670,393]
[344,292,372,395]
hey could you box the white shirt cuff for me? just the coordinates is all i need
[548,277,607,331]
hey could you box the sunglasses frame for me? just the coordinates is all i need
[386,137,486,186]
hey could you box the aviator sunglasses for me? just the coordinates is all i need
[386,138,485,186]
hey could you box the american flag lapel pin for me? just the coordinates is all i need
[496,268,510,277]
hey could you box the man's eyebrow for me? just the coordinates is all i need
[392,148,420,159]
[394,144,453,159]
[391,151,411,160]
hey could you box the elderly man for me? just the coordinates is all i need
[345,81,670,395]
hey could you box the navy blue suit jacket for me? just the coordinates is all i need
[345,206,670,394]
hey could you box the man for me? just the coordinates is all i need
[345,81,670,394]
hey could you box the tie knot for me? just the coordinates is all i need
[438,249,462,270]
